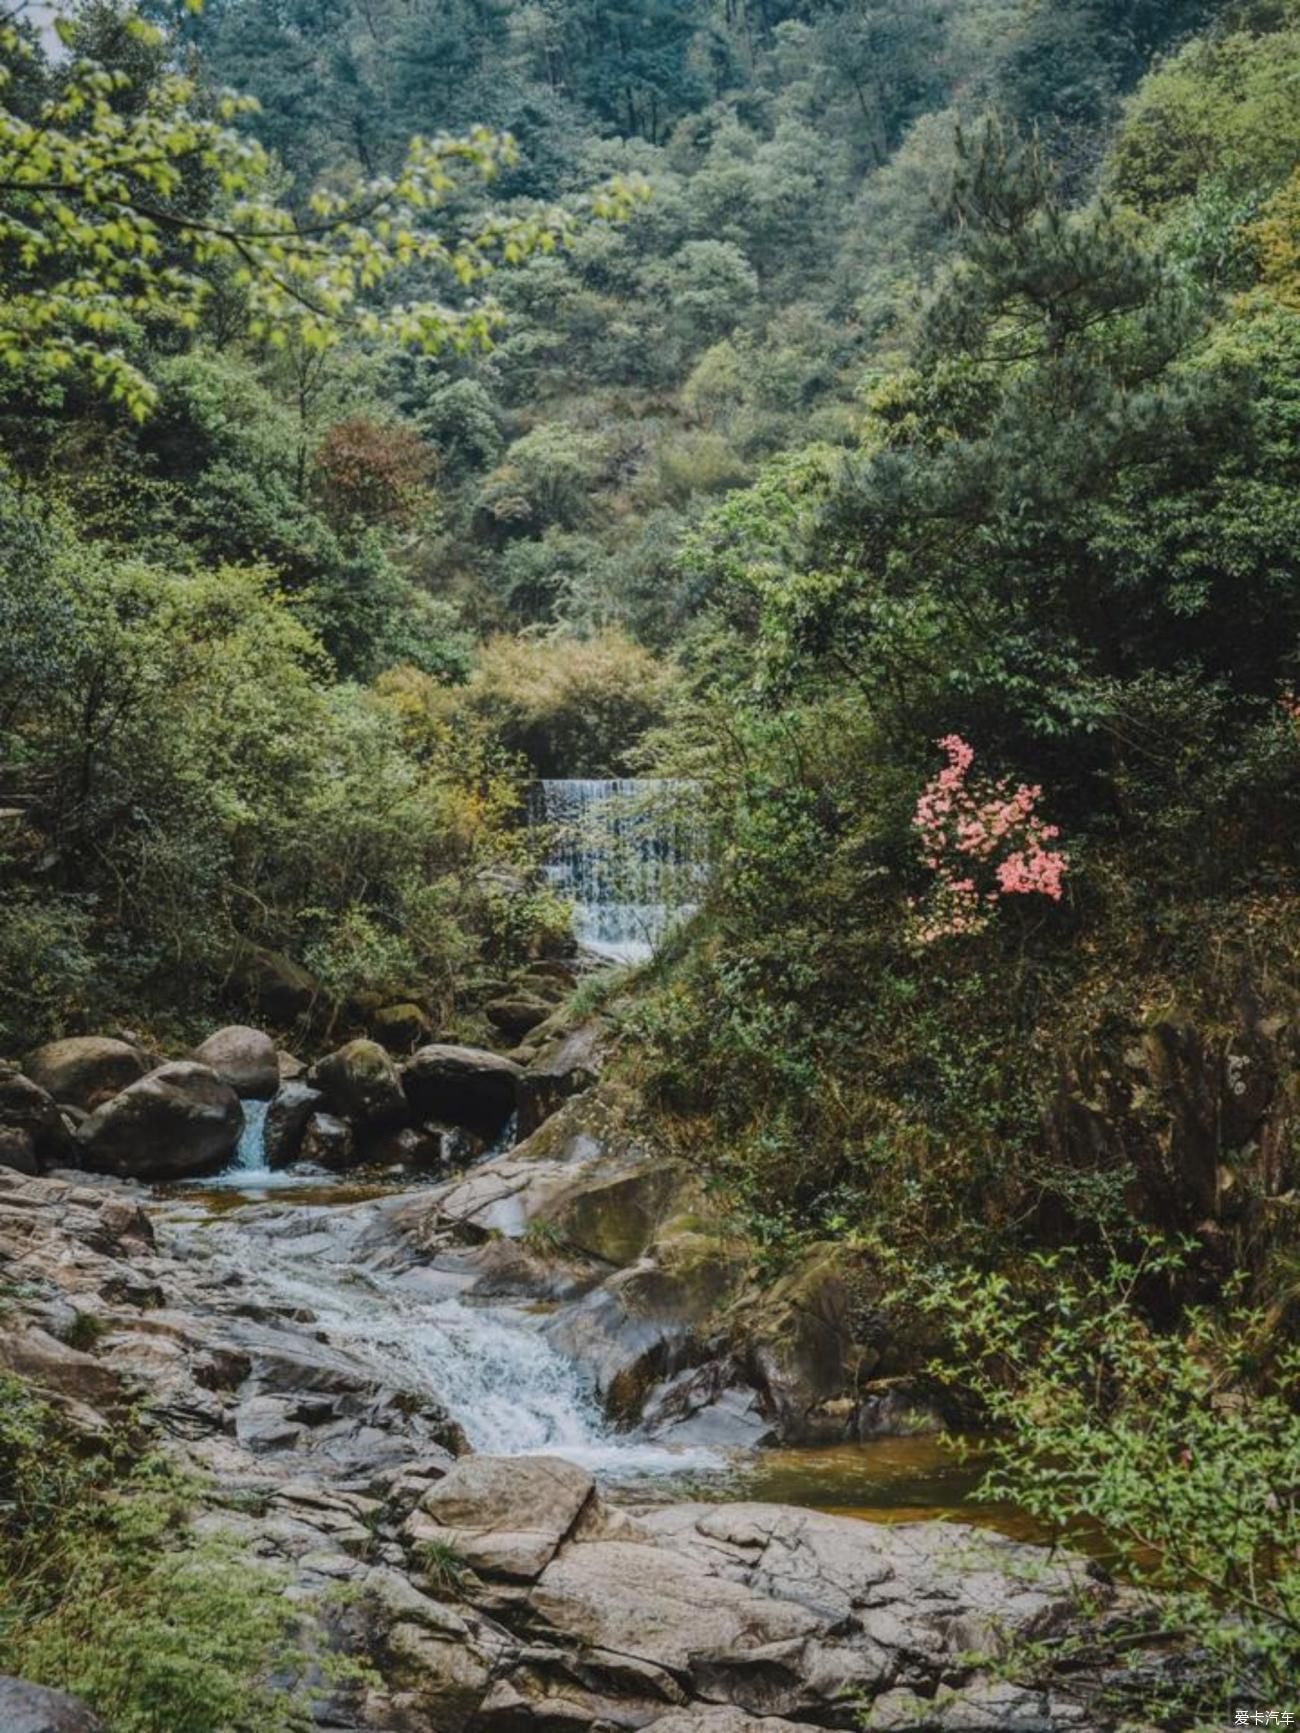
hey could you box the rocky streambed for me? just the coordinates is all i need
[0,1152,1167,1733]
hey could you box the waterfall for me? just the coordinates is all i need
[532,778,702,964]
[233,1098,270,1172]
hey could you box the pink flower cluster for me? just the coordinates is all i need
[908,734,1068,944]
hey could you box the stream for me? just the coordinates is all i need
[163,1159,1023,1535]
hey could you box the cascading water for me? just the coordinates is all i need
[172,1202,719,1476]
[232,1098,271,1172]
[532,778,703,964]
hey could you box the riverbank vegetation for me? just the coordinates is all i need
[4,0,1300,1721]
[0,1371,315,1730]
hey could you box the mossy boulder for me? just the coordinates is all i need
[734,1243,886,1442]
[311,1038,407,1129]
[23,1038,147,1112]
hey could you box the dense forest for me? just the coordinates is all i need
[6,0,1300,1725]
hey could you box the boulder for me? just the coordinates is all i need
[405,1454,593,1581]
[0,1065,74,1172]
[23,1037,147,1112]
[0,1125,38,1174]
[643,1366,778,1448]
[363,1125,447,1169]
[192,1025,279,1099]
[484,994,552,1043]
[402,1044,521,1140]
[263,1081,325,1169]
[76,1062,242,1181]
[545,1229,744,1420]
[312,1039,407,1129]
[370,1002,434,1053]
[739,1244,882,1442]
[425,1086,672,1252]
[0,1679,104,1733]
[300,1112,355,1170]
[517,1019,608,1137]
[277,1049,307,1082]
[230,943,320,1023]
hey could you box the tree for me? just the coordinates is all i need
[0,1,633,415]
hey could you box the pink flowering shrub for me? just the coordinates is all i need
[908,734,1068,944]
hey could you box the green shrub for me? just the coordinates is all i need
[914,1242,1300,1726]
[449,630,677,776]
[0,1374,313,1732]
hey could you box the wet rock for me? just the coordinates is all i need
[425,1087,664,1246]
[0,1678,105,1733]
[371,1002,435,1053]
[643,1367,777,1448]
[363,1124,447,1169]
[405,1454,593,1581]
[0,1066,75,1172]
[76,1062,242,1181]
[517,1018,608,1137]
[23,1037,147,1111]
[263,1081,325,1168]
[543,1266,695,1420]
[402,1044,521,1139]
[192,1025,279,1099]
[311,1038,407,1129]
[299,1112,355,1170]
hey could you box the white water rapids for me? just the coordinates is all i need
[170,1176,720,1479]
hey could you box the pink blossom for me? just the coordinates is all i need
[907,734,1069,944]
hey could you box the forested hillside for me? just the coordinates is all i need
[6,0,1300,1720]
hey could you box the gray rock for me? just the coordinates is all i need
[517,1018,608,1136]
[0,1066,75,1172]
[402,1044,521,1139]
[23,1038,147,1111]
[370,1002,434,1052]
[311,1038,407,1128]
[76,1062,242,1180]
[0,1678,104,1732]
[299,1111,355,1170]
[405,1454,593,1581]
[192,1025,279,1099]
[484,994,552,1042]
[263,1081,325,1168]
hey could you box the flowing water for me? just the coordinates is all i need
[532,778,703,963]
[170,1151,1034,1521]
[179,903,1020,1518]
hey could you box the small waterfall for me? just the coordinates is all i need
[532,778,702,964]
[233,1098,271,1172]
